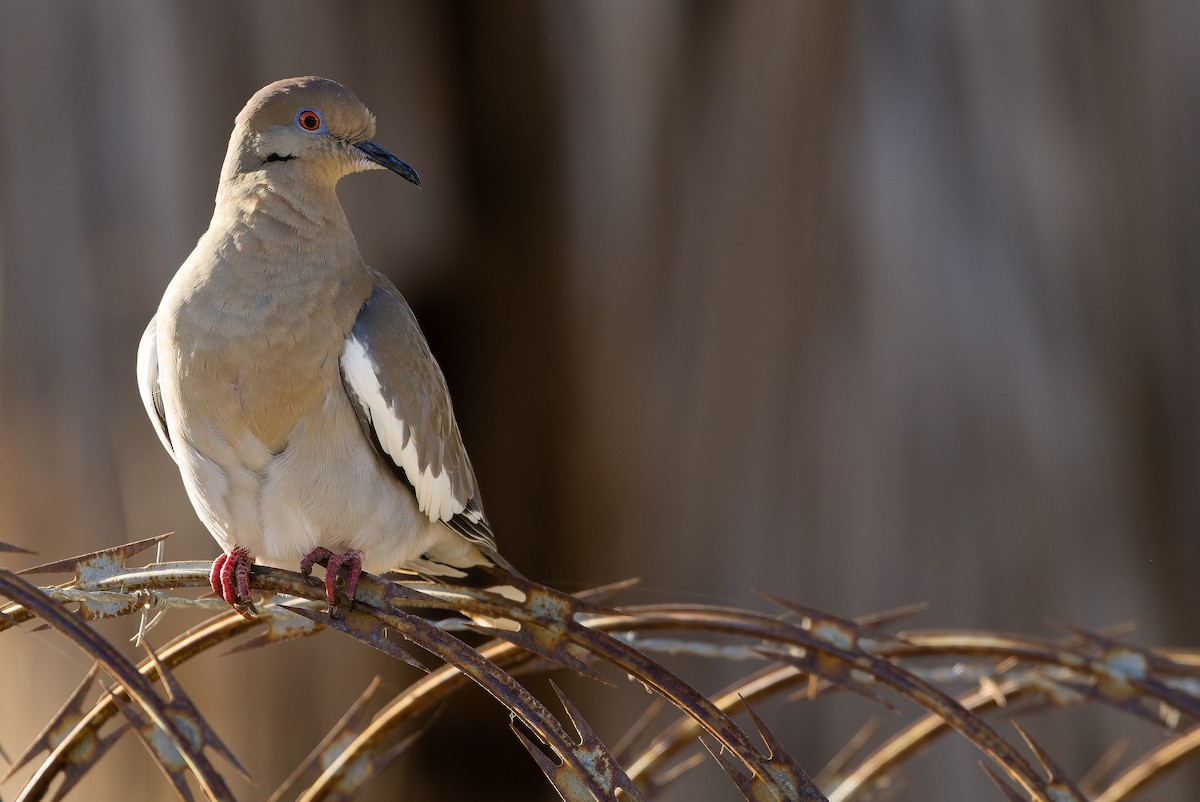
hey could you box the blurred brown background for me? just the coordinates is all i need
[2,1,1198,799]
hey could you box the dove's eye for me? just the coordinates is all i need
[297,109,323,132]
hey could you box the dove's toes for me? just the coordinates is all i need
[211,547,257,618]
[300,547,364,619]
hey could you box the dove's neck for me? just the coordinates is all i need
[208,172,361,267]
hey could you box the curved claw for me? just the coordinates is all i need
[210,547,257,618]
[232,599,259,619]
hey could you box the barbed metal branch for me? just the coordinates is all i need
[3,537,1199,801]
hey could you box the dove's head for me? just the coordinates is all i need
[221,76,420,190]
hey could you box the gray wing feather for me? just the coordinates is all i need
[339,272,496,550]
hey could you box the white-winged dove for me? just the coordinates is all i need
[137,77,510,617]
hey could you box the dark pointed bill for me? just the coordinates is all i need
[356,140,421,187]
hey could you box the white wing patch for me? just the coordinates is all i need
[136,319,174,456]
[341,335,462,523]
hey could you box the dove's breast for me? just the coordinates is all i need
[151,241,431,565]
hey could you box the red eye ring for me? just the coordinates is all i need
[297,109,322,131]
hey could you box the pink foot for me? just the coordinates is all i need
[300,547,364,618]
[210,547,257,619]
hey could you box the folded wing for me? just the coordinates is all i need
[339,272,497,551]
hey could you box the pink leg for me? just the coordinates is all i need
[341,550,364,603]
[210,553,228,596]
[300,547,365,618]
[323,551,344,609]
[210,547,257,619]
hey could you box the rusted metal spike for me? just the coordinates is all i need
[511,724,607,802]
[612,698,667,761]
[17,534,171,586]
[269,677,384,802]
[294,596,623,802]
[422,572,626,622]
[288,697,445,802]
[571,577,641,605]
[547,680,648,802]
[75,593,146,621]
[378,575,632,685]
[548,680,599,744]
[462,621,613,686]
[349,570,451,613]
[1077,739,1129,796]
[143,645,252,783]
[1053,623,1200,677]
[224,604,323,655]
[738,698,826,801]
[757,592,909,651]
[761,608,1057,800]
[816,718,880,787]
[0,540,35,555]
[363,727,426,780]
[1011,723,1086,801]
[1011,722,1058,778]
[740,697,789,759]
[980,760,1028,802]
[4,665,100,780]
[287,605,428,672]
[21,610,263,802]
[1049,627,1200,722]
[758,604,1067,800]
[1047,673,1196,731]
[110,694,198,802]
[759,646,899,713]
[1130,677,1198,726]
[0,569,236,801]
[653,752,707,791]
[302,727,427,801]
[521,577,631,621]
[699,735,773,802]
[855,601,929,628]
[441,580,621,687]
[38,724,128,802]
[565,617,814,802]
[621,661,812,792]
